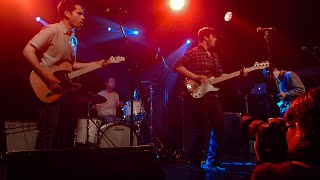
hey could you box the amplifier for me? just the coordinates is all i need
[5,120,38,152]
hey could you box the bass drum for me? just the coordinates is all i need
[99,123,138,148]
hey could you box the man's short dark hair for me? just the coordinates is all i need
[198,27,216,42]
[57,0,85,20]
[105,74,116,83]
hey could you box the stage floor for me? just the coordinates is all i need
[0,146,256,180]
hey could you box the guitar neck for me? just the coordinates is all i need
[209,66,255,84]
[68,64,101,79]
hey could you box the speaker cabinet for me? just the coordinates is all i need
[223,112,242,154]
[5,120,38,152]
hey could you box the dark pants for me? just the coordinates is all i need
[35,93,78,150]
[185,92,225,166]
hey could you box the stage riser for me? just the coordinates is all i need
[0,146,165,180]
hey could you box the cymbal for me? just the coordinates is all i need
[76,92,107,105]
[88,92,107,104]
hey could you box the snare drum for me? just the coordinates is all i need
[74,118,102,145]
[122,100,146,121]
[99,123,138,148]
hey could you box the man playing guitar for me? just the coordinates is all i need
[263,66,305,117]
[23,0,107,150]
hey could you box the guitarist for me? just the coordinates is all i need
[22,0,107,150]
[263,66,305,118]
[174,27,247,171]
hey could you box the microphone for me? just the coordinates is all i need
[141,80,151,84]
[105,8,127,15]
[257,27,276,32]
[155,48,160,60]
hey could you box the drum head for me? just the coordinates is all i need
[99,123,138,148]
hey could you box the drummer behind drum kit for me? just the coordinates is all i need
[74,92,147,148]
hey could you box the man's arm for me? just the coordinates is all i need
[281,72,305,99]
[23,43,61,90]
[175,66,207,82]
[72,60,107,70]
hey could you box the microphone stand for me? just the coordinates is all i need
[262,29,275,119]
[160,51,169,69]
[116,11,135,146]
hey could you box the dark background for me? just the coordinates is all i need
[1,0,320,147]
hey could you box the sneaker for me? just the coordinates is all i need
[200,163,226,172]
[189,164,205,173]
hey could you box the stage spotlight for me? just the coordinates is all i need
[35,17,48,27]
[108,27,112,32]
[186,40,191,45]
[169,0,186,11]
[133,30,139,35]
[224,11,233,22]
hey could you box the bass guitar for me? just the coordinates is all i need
[185,61,269,98]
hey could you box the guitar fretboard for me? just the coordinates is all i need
[68,64,101,79]
[209,66,255,84]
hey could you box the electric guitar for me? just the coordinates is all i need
[277,99,291,117]
[185,61,269,98]
[30,56,125,103]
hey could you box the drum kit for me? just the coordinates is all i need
[74,91,149,148]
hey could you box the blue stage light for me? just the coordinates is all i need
[133,30,139,35]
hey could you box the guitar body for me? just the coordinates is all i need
[185,77,219,98]
[30,61,81,103]
[277,100,290,117]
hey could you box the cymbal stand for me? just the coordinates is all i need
[85,96,116,148]
[149,83,154,143]
[85,99,96,147]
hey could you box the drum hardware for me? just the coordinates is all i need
[75,92,118,148]
[149,83,154,143]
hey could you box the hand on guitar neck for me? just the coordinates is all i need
[96,58,109,68]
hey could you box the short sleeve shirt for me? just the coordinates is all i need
[29,21,74,68]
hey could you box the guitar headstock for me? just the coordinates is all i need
[253,61,269,70]
[107,56,126,64]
